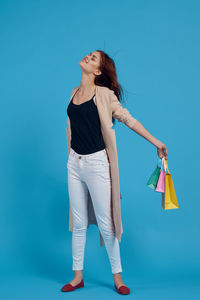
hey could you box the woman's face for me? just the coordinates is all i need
[79,51,102,76]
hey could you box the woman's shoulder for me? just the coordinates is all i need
[71,85,113,94]
[97,86,115,102]
[97,85,113,93]
[71,86,79,93]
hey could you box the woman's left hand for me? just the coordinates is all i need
[156,141,168,160]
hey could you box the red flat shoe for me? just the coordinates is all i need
[61,279,84,292]
[114,283,130,295]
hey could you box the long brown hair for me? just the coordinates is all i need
[94,50,124,125]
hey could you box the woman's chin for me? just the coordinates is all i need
[78,61,85,67]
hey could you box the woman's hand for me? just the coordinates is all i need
[156,141,168,160]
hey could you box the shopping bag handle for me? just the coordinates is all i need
[163,157,170,174]
[160,157,165,172]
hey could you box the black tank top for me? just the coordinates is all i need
[67,91,106,155]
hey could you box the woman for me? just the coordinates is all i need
[61,50,168,294]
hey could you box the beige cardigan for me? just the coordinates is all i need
[66,85,138,247]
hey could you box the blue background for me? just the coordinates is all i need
[0,0,199,299]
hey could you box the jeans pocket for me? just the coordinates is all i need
[86,153,109,167]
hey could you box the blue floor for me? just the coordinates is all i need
[1,272,200,300]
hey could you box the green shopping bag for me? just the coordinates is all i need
[146,157,162,189]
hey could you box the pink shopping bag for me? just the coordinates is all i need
[155,157,166,193]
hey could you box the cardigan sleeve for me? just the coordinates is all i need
[110,90,138,130]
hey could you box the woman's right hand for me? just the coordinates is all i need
[156,141,168,160]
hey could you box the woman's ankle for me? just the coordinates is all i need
[113,272,122,280]
[74,270,83,279]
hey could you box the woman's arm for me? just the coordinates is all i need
[129,121,168,159]
[110,91,168,159]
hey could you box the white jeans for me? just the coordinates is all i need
[67,147,123,274]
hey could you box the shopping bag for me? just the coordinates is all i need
[147,157,162,189]
[163,158,169,174]
[162,158,179,210]
[155,158,166,192]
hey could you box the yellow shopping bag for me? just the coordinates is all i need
[162,158,179,210]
